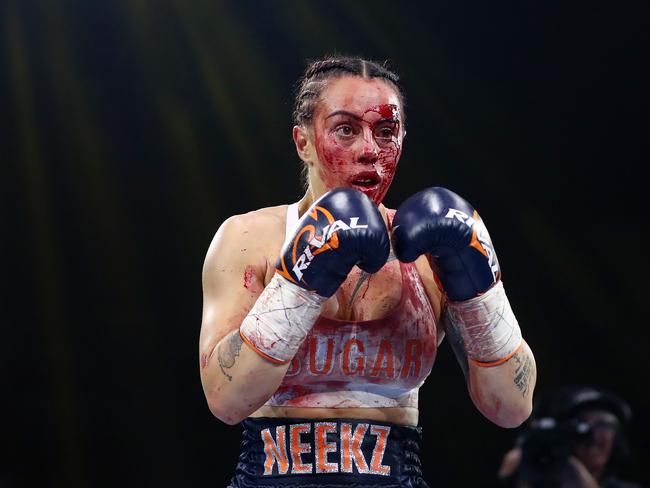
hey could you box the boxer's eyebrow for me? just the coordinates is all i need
[326,111,399,125]
[326,110,362,120]
[374,117,400,124]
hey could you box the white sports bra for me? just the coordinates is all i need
[264,203,439,409]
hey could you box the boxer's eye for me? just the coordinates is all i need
[334,124,356,138]
[374,123,398,141]
[378,128,394,138]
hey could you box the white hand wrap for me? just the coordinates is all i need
[239,273,326,364]
[444,280,522,366]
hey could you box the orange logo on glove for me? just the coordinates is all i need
[277,205,369,286]
[445,208,500,281]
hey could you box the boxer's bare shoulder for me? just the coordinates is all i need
[205,205,287,268]
[216,204,287,244]
[200,205,289,352]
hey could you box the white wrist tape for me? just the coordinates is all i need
[444,280,522,366]
[239,273,326,364]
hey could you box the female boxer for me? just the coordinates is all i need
[199,56,537,487]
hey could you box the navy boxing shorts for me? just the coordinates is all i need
[227,417,429,487]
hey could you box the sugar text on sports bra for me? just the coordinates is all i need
[285,334,424,380]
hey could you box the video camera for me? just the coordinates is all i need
[517,416,598,486]
[512,386,632,488]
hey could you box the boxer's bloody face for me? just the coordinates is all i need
[310,76,403,204]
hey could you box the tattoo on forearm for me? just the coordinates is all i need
[217,330,243,381]
[513,352,533,397]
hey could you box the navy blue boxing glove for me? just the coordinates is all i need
[392,187,523,367]
[241,188,390,364]
[392,187,500,301]
[277,188,390,298]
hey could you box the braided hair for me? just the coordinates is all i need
[292,55,405,127]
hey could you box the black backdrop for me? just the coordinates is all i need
[2,1,648,486]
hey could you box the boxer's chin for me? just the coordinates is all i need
[360,186,388,205]
[350,181,380,199]
[366,181,392,205]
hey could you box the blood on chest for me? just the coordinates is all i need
[322,259,403,322]
[263,256,438,409]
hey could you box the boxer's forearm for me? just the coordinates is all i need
[393,187,536,427]
[442,279,535,427]
[201,329,291,425]
[467,340,536,428]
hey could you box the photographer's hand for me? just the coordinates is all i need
[567,457,600,488]
[497,447,522,480]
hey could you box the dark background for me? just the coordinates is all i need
[2,0,648,486]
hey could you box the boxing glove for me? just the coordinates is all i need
[392,187,520,365]
[277,187,390,298]
[392,187,499,301]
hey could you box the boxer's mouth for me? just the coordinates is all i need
[351,172,381,189]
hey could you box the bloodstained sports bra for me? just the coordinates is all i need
[264,203,438,409]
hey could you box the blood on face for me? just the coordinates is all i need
[310,77,404,204]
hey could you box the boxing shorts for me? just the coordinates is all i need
[227,417,429,487]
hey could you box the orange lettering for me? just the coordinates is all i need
[340,423,369,473]
[262,426,289,475]
[342,338,365,375]
[370,340,394,378]
[340,423,353,472]
[315,422,338,473]
[289,423,312,474]
[400,339,423,378]
[369,425,391,475]
[309,337,334,375]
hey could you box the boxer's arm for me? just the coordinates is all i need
[418,263,536,428]
[441,276,536,428]
[394,187,536,428]
[449,330,536,428]
[199,214,292,425]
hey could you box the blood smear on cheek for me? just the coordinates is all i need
[317,134,357,189]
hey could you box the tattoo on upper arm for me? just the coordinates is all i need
[217,330,243,381]
[513,351,533,397]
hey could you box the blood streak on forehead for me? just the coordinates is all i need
[359,103,401,131]
[364,103,400,121]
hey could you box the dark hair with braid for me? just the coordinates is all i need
[293,55,406,128]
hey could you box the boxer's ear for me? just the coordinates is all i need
[293,125,314,164]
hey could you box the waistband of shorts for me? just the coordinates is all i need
[231,417,425,486]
